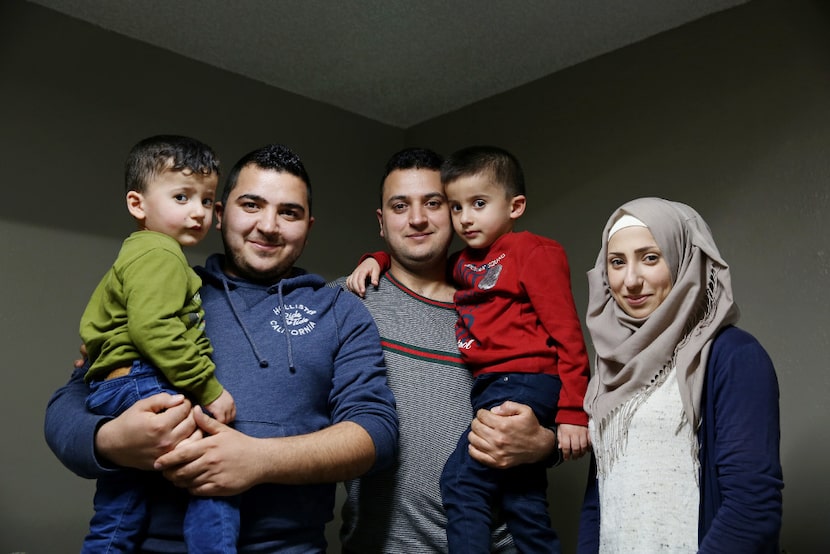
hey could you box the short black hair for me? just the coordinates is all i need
[441,145,525,197]
[380,147,444,204]
[125,135,219,193]
[221,144,312,214]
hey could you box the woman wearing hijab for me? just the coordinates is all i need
[577,197,783,553]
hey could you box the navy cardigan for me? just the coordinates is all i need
[577,326,783,553]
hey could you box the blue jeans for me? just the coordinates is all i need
[83,360,240,554]
[440,372,562,554]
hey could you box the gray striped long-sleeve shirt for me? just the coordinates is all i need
[333,274,515,554]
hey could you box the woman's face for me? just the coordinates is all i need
[606,225,673,318]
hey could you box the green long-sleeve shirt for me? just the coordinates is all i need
[80,230,222,405]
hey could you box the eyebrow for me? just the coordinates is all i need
[279,202,306,213]
[236,193,265,203]
[451,191,493,201]
[607,245,661,256]
[236,193,306,211]
[387,192,445,204]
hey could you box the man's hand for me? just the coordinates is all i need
[95,393,195,471]
[556,423,591,461]
[468,401,557,469]
[345,258,381,298]
[155,407,265,497]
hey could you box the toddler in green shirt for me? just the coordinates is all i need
[78,135,237,553]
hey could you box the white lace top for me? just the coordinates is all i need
[591,368,700,553]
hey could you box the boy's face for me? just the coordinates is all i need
[444,173,525,250]
[126,167,218,247]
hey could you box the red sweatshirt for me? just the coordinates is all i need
[366,231,589,426]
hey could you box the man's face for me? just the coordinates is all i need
[215,165,314,283]
[377,168,453,271]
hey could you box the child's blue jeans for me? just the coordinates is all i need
[440,372,563,554]
[83,360,240,554]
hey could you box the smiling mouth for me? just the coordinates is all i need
[249,239,284,250]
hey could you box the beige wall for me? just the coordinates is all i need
[2,0,827,552]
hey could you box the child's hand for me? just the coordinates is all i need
[345,258,381,298]
[74,343,89,369]
[204,389,236,425]
[556,423,591,461]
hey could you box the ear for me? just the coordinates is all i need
[126,191,146,222]
[213,201,224,230]
[303,216,315,246]
[376,208,385,238]
[509,195,527,220]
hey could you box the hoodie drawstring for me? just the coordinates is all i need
[221,278,270,369]
[278,281,297,373]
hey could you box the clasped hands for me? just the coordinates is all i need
[97,393,260,497]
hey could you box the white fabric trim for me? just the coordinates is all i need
[608,214,647,237]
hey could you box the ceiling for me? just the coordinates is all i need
[30,0,748,129]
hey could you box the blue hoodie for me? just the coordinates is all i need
[45,253,398,553]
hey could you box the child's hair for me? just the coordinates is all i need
[125,135,220,193]
[441,145,526,197]
[379,147,444,204]
[221,143,312,214]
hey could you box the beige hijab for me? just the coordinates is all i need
[585,198,739,460]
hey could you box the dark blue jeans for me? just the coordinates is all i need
[83,360,240,554]
[440,372,562,554]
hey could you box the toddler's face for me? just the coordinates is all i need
[131,168,218,247]
[445,174,522,250]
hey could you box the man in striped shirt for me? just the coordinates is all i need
[336,148,559,553]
